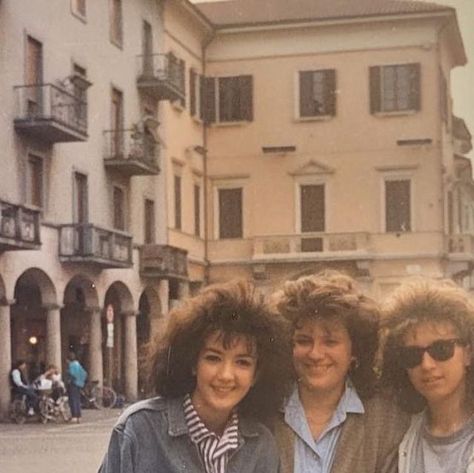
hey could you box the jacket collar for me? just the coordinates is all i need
[167,396,259,438]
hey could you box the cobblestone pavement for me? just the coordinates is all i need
[0,408,123,473]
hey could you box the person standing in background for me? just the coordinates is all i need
[67,351,87,423]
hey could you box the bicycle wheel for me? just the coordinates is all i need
[59,397,72,422]
[91,385,117,409]
[9,400,26,424]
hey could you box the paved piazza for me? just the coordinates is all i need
[0,408,121,473]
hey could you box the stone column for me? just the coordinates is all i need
[87,307,103,386]
[178,281,190,300]
[0,299,14,420]
[123,311,138,401]
[45,304,62,369]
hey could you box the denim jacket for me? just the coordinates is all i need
[98,396,280,473]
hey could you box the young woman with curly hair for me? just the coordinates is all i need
[273,270,409,473]
[99,280,292,473]
[381,278,474,473]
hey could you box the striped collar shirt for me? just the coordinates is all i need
[183,394,239,473]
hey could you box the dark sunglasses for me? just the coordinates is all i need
[398,338,466,369]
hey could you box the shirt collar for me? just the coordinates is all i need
[284,380,364,445]
[183,394,239,444]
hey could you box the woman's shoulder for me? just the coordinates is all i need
[115,396,168,429]
[359,391,411,431]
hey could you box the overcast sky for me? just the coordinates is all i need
[191,0,473,157]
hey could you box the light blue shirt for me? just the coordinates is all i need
[284,381,364,473]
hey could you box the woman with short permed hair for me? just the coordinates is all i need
[381,278,474,473]
[99,279,292,473]
[273,269,409,473]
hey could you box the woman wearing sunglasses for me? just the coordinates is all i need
[381,278,474,473]
[99,280,292,473]
[273,270,409,473]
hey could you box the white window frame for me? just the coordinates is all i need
[294,69,336,121]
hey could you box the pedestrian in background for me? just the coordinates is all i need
[10,359,38,416]
[67,351,87,423]
[99,280,292,473]
[272,270,409,473]
[381,279,474,472]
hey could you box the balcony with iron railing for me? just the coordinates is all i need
[103,128,160,176]
[58,224,132,268]
[14,83,88,142]
[139,244,188,280]
[0,200,41,251]
[136,52,185,102]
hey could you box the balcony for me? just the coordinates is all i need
[139,244,188,280]
[14,83,88,143]
[58,224,132,268]
[0,200,41,251]
[136,53,185,102]
[103,128,160,176]
[253,232,371,262]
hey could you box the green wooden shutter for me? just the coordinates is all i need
[369,66,381,114]
[299,71,314,117]
[239,75,253,121]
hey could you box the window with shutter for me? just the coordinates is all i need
[201,75,253,123]
[218,188,243,239]
[190,69,197,117]
[299,69,336,118]
[194,184,201,237]
[370,63,420,113]
[174,175,182,230]
[385,179,411,232]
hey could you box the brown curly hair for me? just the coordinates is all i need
[146,280,293,422]
[381,278,474,413]
[275,270,380,399]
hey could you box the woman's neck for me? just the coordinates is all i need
[427,389,472,436]
[190,395,231,436]
[298,382,345,438]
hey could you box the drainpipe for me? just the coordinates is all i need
[201,30,215,286]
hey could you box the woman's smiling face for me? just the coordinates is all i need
[191,331,258,425]
[293,318,353,396]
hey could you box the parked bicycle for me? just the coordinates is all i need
[80,380,117,409]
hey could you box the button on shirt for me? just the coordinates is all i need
[284,381,365,473]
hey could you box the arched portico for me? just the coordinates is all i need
[0,275,12,419]
[62,275,100,383]
[103,281,137,401]
[137,286,162,398]
[11,268,58,381]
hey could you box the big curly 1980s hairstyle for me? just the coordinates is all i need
[275,270,380,399]
[381,278,474,413]
[146,280,293,421]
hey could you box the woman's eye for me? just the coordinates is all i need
[204,354,221,362]
[294,338,312,346]
[323,338,339,346]
[236,358,253,367]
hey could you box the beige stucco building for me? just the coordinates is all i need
[0,0,471,419]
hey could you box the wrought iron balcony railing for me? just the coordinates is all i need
[59,224,132,268]
[0,200,41,251]
[14,83,88,142]
[103,128,160,176]
[136,52,185,102]
[139,244,188,279]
